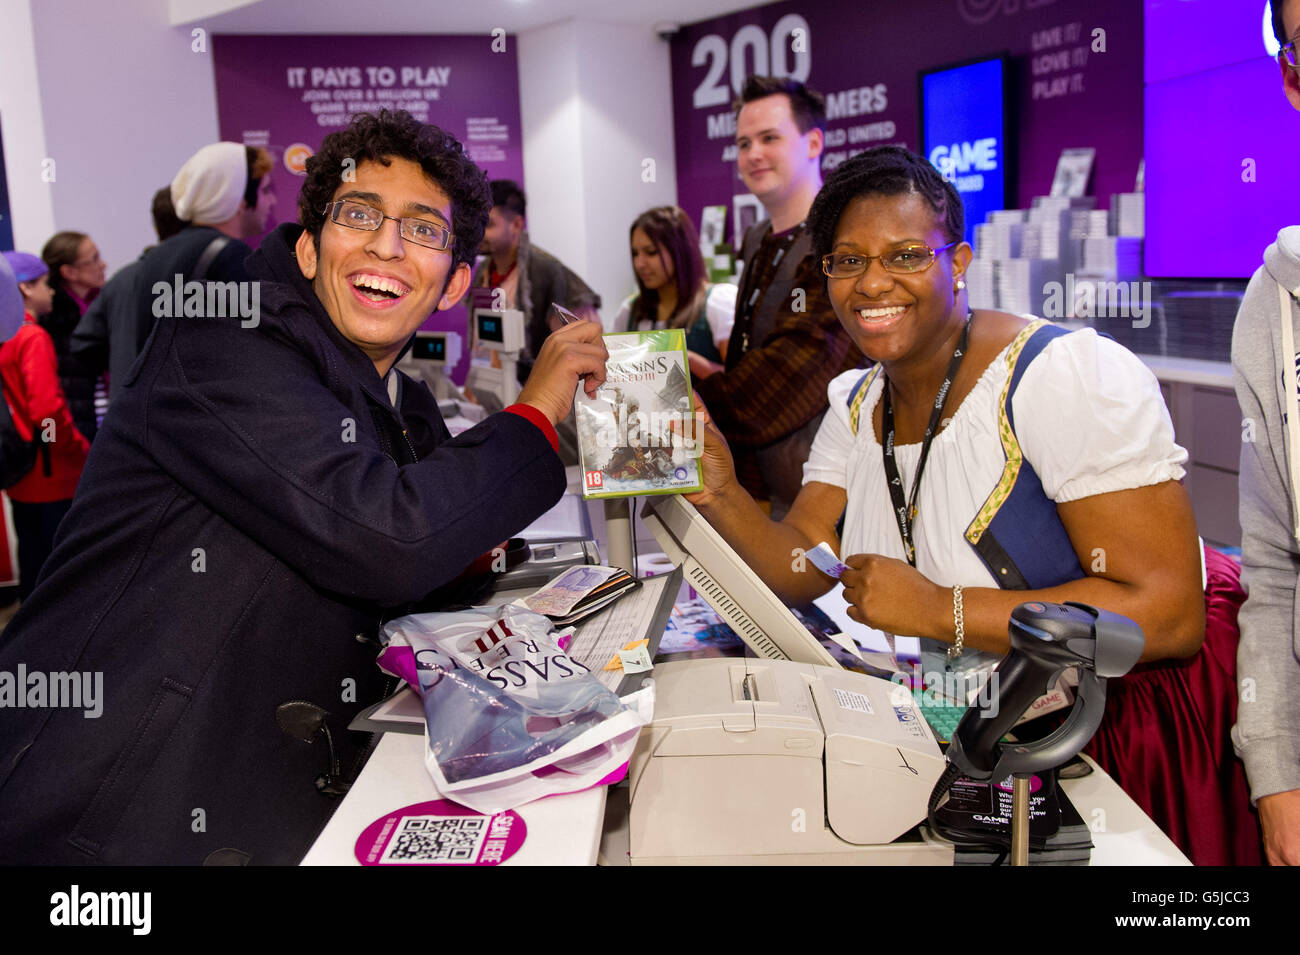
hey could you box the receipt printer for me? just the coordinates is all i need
[628,659,953,865]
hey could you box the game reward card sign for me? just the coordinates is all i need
[212,34,525,383]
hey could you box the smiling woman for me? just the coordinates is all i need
[709,144,1207,664]
[685,144,1260,864]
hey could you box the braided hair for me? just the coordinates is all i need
[807,146,964,263]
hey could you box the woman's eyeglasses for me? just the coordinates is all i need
[821,240,959,279]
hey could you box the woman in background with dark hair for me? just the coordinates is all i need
[40,230,106,441]
[614,206,736,379]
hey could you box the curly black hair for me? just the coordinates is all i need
[807,145,964,263]
[298,109,491,271]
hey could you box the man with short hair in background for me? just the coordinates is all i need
[693,76,862,520]
[470,179,601,382]
[1231,0,1300,866]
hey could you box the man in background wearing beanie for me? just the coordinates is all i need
[95,142,276,385]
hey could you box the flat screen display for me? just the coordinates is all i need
[1144,0,1300,278]
[920,56,1013,246]
[477,314,503,344]
[412,336,446,362]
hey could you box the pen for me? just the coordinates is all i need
[551,303,580,326]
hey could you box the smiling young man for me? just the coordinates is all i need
[0,110,607,865]
[694,76,863,519]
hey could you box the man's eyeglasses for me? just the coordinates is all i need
[821,240,959,279]
[1283,38,1299,69]
[324,199,454,252]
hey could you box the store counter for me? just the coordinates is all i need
[302,735,1187,866]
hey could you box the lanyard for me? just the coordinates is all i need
[880,314,971,567]
[734,222,805,359]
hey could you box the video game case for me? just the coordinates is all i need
[574,329,704,500]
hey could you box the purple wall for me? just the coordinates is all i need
[671,0,1143,247]
[213,35,525,383]
[1144,0,1299,279]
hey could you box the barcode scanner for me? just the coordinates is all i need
[947,601,1144,779]
[928,601,1144,862]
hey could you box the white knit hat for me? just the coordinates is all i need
[170,142,248,225]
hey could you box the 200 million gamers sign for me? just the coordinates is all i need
[669,0,1142,246]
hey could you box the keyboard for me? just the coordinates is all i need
[913,690,969,744]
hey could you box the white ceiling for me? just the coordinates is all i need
[172,0,770,34]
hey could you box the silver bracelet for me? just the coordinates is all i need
[948,584,965,660]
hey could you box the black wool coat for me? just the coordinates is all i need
[0,223,565,864]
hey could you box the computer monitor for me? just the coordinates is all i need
[640,493,838,668]
[409,331,461,368]
[473,308,525,354]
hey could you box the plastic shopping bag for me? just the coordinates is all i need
[378,603,648,813]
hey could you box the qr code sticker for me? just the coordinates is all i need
[379,814,489,864]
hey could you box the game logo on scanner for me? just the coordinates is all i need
[575,329,703,500]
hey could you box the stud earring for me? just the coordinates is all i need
[955,279,966,291]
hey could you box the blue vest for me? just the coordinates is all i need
[846,320,1085,591]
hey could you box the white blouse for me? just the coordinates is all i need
[611,283,737,347]
[802,325,1187,668]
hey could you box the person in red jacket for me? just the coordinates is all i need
[0,251,90,599]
